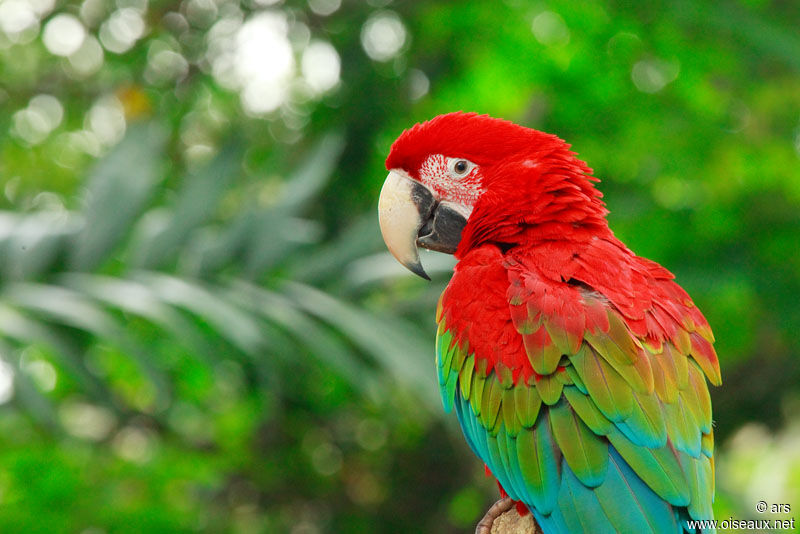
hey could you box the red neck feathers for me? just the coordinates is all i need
[453,129,610,258]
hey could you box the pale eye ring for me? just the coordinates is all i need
[448,157,474,177]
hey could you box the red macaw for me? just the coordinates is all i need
[378,113,720,533]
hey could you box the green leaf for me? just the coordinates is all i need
[283,282,439,410]
[69,123,167,271]
[132,141,244,270]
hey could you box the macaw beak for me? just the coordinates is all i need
[378,169,468,280]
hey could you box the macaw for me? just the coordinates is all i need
[377,113,721,533]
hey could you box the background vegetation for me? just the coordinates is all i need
[0,0,798,532]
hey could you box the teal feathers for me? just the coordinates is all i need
[436,297,718,533]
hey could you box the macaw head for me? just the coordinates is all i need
[378,112,607,279]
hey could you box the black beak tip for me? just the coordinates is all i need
[407,261,431,281]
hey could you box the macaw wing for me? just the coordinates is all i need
[435,268,719,534]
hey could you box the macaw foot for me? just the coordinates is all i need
[475,498,541,534]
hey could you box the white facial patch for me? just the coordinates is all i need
[418,153,485,206]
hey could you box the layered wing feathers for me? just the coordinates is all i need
[436,247,719,533]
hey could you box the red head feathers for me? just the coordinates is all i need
[386,112,553,171]
[384,112,609,256]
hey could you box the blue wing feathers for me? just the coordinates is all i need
[453,389,708,533]
[440,323,714,533]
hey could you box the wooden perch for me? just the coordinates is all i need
[475,499,542,534]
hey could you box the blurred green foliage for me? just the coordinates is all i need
[0,0,799,532]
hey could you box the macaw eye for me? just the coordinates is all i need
[448,158,474,177]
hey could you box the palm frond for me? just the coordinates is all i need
[0,124,437,429]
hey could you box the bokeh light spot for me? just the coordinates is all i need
[234,12,294,114]
[631,58,680,93]
[28,0,55,16]
[99,7,146,53]
[43,13,86,56]
[301,40,340,94]
[80,0,107,27]
[23,360,57,391]
[145,40,189,84]
[0,0,38,37]
[408,68,429,100]
[360,10,406,62]
[12,94,64,145]
[68,35,105,76]
[86,95,127,146]
[532,11,570,46]
[308,0,340,16]
[184,0,218,28]
[113,426,156,463]
[652,175,700,209]
[60,400,116,440]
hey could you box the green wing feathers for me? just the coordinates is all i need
[436,286,719,531]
